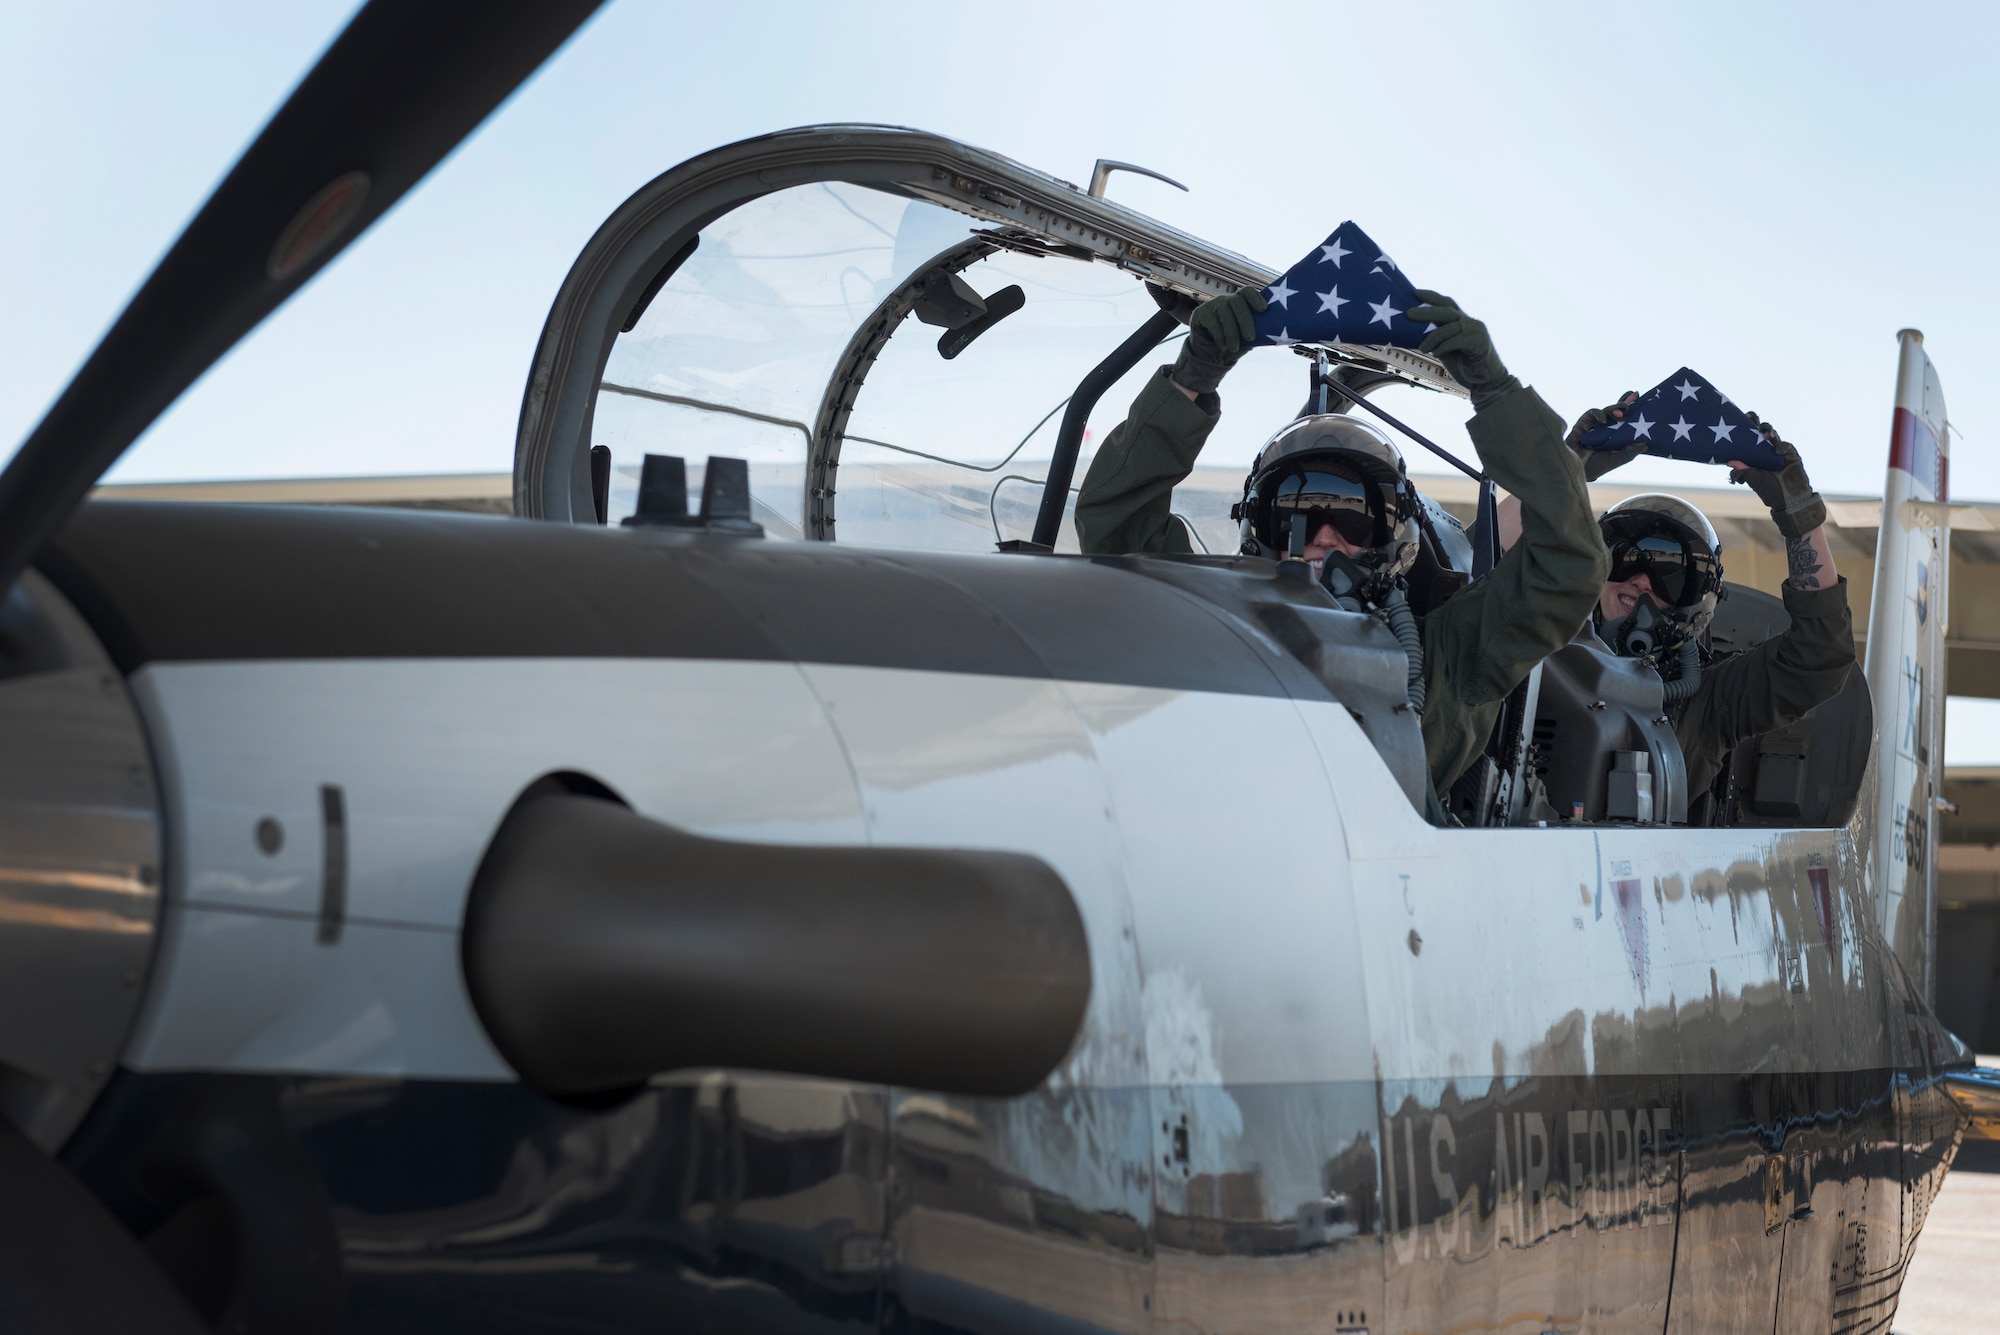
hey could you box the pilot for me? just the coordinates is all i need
[1074,285,1609,822]
[1572,415,1857,798]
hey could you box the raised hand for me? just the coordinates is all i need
[1565,391,1643,480]
[1409,290,1520,409]
[1172,286,1267,396]
[1728,414,1825,538]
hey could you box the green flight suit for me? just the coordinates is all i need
[1673,577,1857,797]
[1075,365,1611,820]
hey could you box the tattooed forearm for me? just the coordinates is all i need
[1785,531,1826,589]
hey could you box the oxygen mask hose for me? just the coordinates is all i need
[1319,554,1425,713]
[1661,637,1702,703]
[1385,586,1426,713]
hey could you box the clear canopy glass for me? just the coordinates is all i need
[591,177,1397,554]
[594,181,977,535]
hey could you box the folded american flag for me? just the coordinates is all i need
[1250,221,1433,350]
[1576,367,1785,470]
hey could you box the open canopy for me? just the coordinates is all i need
[513,124,1465,553]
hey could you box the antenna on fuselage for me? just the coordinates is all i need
[1087,159,1188,200]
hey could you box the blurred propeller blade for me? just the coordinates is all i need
[0,0,605,592]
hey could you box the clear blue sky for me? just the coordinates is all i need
[6,1,1998,498]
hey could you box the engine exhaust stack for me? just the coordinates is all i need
[462,793,1093,1101]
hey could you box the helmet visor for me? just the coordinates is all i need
[1270,465,1383,549]
[1600,512,1718,608]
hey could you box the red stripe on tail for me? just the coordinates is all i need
[1890,406,1944,500]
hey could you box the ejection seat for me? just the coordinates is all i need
[1530,628,1690,825]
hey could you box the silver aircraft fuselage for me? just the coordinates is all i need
[24,489,1960,1334]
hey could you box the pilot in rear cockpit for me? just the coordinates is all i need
[1073,285,1609,824]
[1563,408,1857,801]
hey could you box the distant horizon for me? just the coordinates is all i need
[83,461,1961,507]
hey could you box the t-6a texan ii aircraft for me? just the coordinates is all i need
[2,3,1996,1333]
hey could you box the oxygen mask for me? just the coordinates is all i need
[1602,592,1689,659]
[1317,548,1389,612]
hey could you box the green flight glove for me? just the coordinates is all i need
[1171,285,1267,395]
[1730,414,1825,537]
[1565,392,1643,481]
[1409,290,1520,410]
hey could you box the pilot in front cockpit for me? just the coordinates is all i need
[1566,411,1857,801]
[1073,285,1609,824]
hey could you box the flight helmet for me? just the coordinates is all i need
[1233,415,1419,582]
[1597,493,1724,649]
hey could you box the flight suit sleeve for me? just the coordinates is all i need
[1675,576,1857,795]
[1419,386,1611,796]
[1073,366,1221,555]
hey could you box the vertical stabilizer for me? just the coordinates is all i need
[1864,329,1950,1002]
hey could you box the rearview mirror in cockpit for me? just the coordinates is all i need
[910,267,1027,359]
[912,269,988,330]
[937,284,1023,360]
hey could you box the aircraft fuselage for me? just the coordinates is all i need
[28,497,1960,1334]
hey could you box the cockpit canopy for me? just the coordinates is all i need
[513,125,1463,553]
